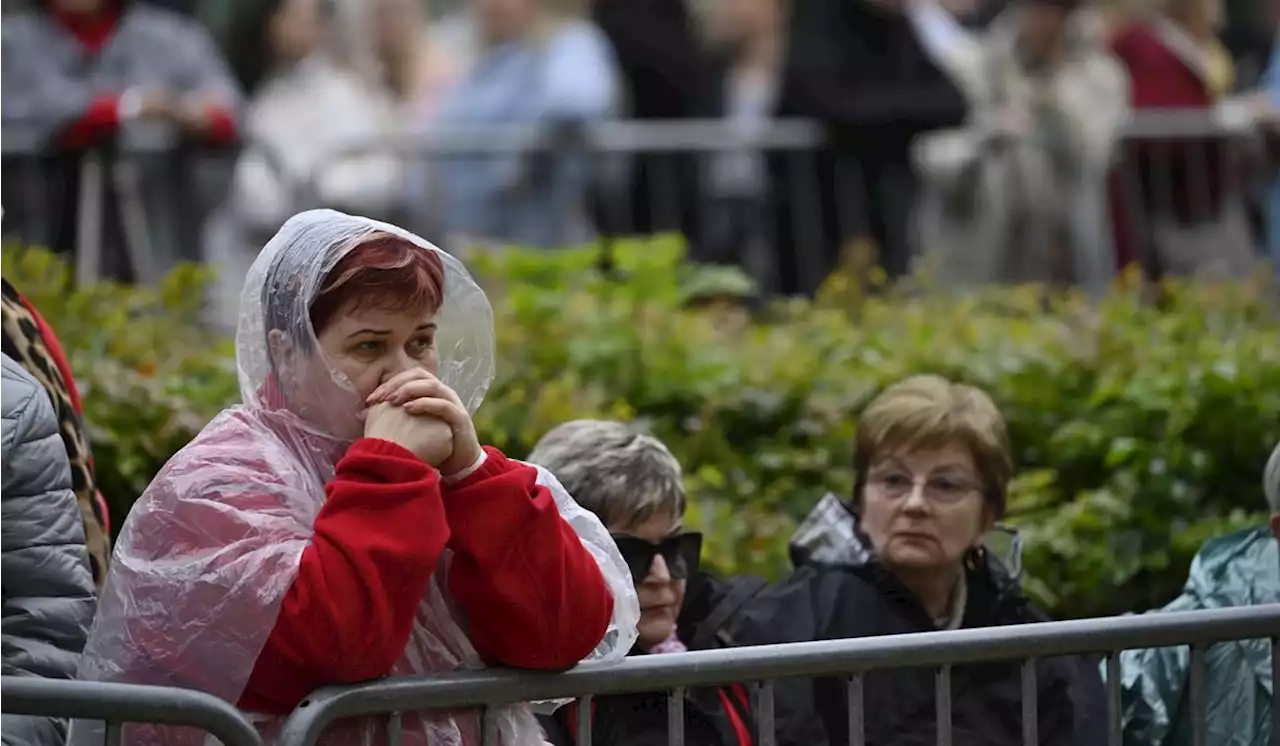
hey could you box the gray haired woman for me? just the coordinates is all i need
[530,419,758,746]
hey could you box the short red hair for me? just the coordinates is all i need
[309,233,446,334]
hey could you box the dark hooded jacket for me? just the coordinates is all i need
[726,494,1107,746]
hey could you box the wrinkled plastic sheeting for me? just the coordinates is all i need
[71,209,640,745]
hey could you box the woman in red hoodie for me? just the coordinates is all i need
[72,209,641,745]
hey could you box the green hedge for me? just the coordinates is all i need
[6,241,1279,619]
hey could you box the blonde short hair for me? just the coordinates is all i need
[853,375,1013,516]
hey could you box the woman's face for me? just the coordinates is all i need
[473,0,539,42]
[274,301,439,438]
[316,302,440,401]
[371,0,424,58]
[270,0,325,65]
[611,511,686,651]
[711,0,781,44]
[859,444,992,576]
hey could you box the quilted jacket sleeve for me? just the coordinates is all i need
[1,353,97,746]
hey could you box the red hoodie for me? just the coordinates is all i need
[237,441,615,714]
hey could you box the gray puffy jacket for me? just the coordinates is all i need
[1,353,97,746]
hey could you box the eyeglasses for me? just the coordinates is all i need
[869,472,980,505]
[611,532,703,582]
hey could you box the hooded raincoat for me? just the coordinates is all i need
[71,210,640,745]
[1116,527,1278,746]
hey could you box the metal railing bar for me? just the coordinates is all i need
[386,710,402,746]
[0,678,263,746]
[755,680,776,746]
[576,695,592,746]
[103,722,122,746]
[1106,653,1122,746]
[935,665,952,746]
[667,686,685,746]
[278,604,1280,746]
[1271,637,1279,746]
[1189,644,1208,746]
[847,675,865,746]
[1020,658,1038,746]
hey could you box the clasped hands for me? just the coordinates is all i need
[363,369,483,477]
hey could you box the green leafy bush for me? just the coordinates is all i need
[6,241,1278,619]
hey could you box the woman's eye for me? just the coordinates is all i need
[355,340,384,355]
[932,478,967,495]
[882,474,912,488]
[407,337,435,356]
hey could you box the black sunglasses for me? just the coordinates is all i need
[611,532,703,582]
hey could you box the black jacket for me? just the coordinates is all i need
[727,495,1107,746]
[539,572,763,746]
[770,0,969,292]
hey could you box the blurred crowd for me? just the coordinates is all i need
[1,0,1278,316]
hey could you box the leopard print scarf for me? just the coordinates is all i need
[1,278,110,590]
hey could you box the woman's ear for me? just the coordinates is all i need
[973,504,998,548]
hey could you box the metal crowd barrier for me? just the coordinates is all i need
[276,604,1280,746]
[0,677,264,746]
[0,606,1274,744]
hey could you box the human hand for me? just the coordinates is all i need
[364,401,455,466]
[140,92,177,120]
[367,369,482,477]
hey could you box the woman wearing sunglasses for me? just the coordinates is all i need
[530,419,755,746]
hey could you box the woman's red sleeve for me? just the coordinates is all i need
[443,447,614,670]
[238,438,450,714]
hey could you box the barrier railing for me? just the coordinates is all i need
[1,110,1270,292]
[276,604,1280,746]
[0,606,1274,744]
[0,677,265,746]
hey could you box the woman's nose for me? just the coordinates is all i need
[646,553,673,583]
[381,350,419,383]
[902,482,931,512]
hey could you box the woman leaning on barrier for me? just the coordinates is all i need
[529,420,758,746]
[729,375,1107,746]
[70,210,640,746]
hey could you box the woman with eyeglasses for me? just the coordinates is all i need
[729,375,1106,746]
[529,419,756,746]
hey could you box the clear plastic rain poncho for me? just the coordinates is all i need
[73,210,640,745]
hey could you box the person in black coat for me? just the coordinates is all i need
[728,375,1107,746]
[770,0,970,294]
[530,419,757,746]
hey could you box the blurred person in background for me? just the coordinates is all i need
[428,0,619,248]
[1115,440,1279,746]
[914,0,1129,293]
[697,0,786,288]
[209,0,406,326]
[1108,0,1259,279]
[768,0,972,296]
[530,419,758,746]
[590,0,710,250]
[1,277,112,591]
[1260,37,1280,267]
[2,353,98,746]
[729,375,1107,746]
[1,0,241,281]
[366,0,459,121]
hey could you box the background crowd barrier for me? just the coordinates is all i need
[276,604,1280,746]
[2,109,1270,298]
[0,677,265,746]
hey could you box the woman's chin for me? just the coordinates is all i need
[637,618,675,650]
[884,545,947,572]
